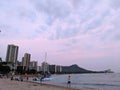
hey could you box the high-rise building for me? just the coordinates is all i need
[56,65,62,73]
[37,66,42,72]
[30,61,38,70]
[49,65,56,74]
[49,65,62,74]
[6,44,19,69]
[22,53,31,71]
[22,57,24,66]
[0,57,2,62]
[41,62,49,73]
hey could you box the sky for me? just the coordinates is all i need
[0,0,120,72]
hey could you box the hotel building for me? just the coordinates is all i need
[6,44,19,70]
[22,53,31,71]
[30,61,38,71]
[41,62,49,73]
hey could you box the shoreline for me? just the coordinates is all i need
[28,80,94,90]
[0,78,95,90]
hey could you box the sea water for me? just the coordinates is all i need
[44,73,120,90]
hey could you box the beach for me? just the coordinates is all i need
[0,78,94,90]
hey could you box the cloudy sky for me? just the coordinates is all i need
[0,0,120,72]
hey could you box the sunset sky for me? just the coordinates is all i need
[0,0,120,72]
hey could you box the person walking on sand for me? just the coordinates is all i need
[67,75,71,88]
[27,77,29,81]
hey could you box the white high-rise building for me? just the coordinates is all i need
[6,44,19,69]
[30,61,38,70]
[22,53,31,71]
[41,62,49,73]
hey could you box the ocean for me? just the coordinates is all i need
[43,73,120,90]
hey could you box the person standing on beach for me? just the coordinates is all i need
[27,77,29,81]
[40,74,44,85]
[67,75,71,88]
[20,75,23,81]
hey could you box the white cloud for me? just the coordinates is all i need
[0,0,120,72]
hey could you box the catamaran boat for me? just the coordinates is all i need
[33,76,52,81]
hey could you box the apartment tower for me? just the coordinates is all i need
[6,44,19,70]
[22,53,31,71]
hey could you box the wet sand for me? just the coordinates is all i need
[0,78,95,90]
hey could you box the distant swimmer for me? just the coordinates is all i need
[67,75,71,88]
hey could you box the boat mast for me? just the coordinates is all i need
[45,52,47,63]
[44,52,47,74]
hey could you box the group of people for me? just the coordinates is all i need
[10,75,28,81]
[10,74,71,88]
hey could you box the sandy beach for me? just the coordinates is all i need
[0,78,95,90]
